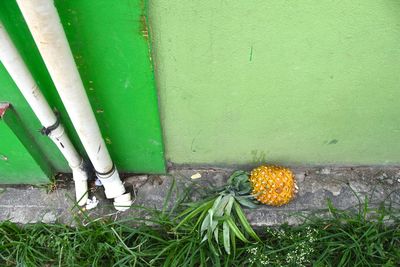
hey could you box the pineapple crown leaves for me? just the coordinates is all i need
[224,170,259,208]
[199,192,261,255]
[227,171,251,194]
[176,170,261,255]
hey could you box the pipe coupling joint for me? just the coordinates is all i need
[97,168,126,199]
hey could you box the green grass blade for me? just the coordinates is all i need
[162,177,175,215]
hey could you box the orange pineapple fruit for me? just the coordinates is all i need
[249,165,297,206]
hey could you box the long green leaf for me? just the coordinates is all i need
[208,209,214,229]
[176,197,215,218]
[201,233,208,243]
[200,213,210,234]
[214,225,219,244]
[226,217,248,243]
[210,195,231,234]
[211,195,223,212]
[215,195,231,217]
[230,223,236,257]
[175,199,214,230]
[207,227,219,256]
[234,196,258,209]
[233,202,261,242]
[224,196,235,216]
[223,221,230,254]
[194,207,211,230]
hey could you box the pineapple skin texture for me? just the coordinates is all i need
[249,165,296,206]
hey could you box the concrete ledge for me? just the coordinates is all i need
[0,167,399,226]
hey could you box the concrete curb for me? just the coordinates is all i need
[1,167,399,226]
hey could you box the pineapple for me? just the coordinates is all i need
[249,165,297,206]
[177,166,297,255]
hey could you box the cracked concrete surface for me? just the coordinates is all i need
[0,167,399,226]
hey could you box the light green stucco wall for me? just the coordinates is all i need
[150,0,400,166]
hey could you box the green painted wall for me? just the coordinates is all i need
[0,105,49,184]
[0,122,48,183]
[54,0,165,173]
[149,0,400,166]
[0,0,165,183]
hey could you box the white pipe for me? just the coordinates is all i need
[16,0,131,211]
[0,22,88,206]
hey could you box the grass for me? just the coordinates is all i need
[0,181,399,266]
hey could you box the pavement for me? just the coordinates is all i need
[1,166,400,226]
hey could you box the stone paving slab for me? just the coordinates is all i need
[0,167,399,226]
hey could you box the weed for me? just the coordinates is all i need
[0,178,399,266]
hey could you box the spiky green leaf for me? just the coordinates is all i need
[215,195,232,217]
[211,195,223,212]
[200,213,210,234]
[224,196,235,216]
[233,202,261,242]
[223,221,230,254]
[234,196,258,209]
[226,217,248,243]
[175,198,214,230]
[214,225,219,244]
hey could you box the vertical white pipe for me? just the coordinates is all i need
[0,22,88,206]
[16,0,131,210]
